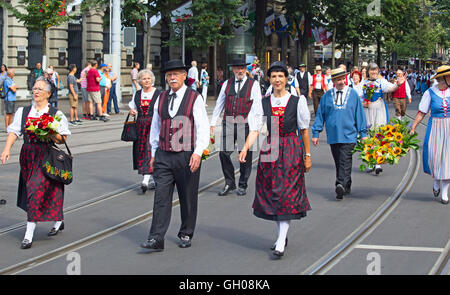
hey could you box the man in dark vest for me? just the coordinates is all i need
[140,59,210,251]
[296,63,312,97]
[210,58,263,196]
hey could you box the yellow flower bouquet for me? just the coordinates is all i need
[353,118,420,171]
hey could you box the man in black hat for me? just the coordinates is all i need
[140,59,210,251]
[296,63,312,98]
[210,57,263,196]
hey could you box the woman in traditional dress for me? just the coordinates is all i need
[238,62,312,258]
[1,77,71,249]
[362,63,400,175]
[410,65,450,205]
[129,69,161,193]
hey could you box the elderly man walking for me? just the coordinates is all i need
[312,68,368,201]
[140,60,209,251]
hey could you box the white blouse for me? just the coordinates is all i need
[418,85,450,114]
[270,93,310,130]
[7,105,71,138]
[128,88,157,110]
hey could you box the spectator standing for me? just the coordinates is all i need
[80,61,92,119]
[106,63,120,115]
[131,62,140,97]
[188,61,199,91]
[3,68,18,130]
[48,65,60,108]
[86,60,109,122]
[98,63,109,116]
[45,68,58,108]
[67,64,84,125]
[200,63,209,101]
[27,62,43,92]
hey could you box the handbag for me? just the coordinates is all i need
[121,113,137,142]
[187,77,195,87]
[42,137,73,185]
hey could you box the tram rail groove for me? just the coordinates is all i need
[0,153,257,275]
[0,151,220,237]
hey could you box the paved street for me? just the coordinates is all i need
[0,93,448,275]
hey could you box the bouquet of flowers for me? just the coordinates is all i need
[25,113,61,142]
[362,81,380,106]
[353,118,420,171]
[202,135,215,161]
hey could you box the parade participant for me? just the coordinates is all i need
[287,65,300,96]
[410,65,450,205]
[140,59,209,251]
[361,63,400,175]
[392,68,412,120]
[210,57,263,196]
[339,64,351,86]
[312,68,368,200]
[128,69,161,193]
[351,70,363,101]
[1,77,71,249]
[296,63,312,97]
[308,65,328,114]
[238,61,311,258]
[324,67,333,89]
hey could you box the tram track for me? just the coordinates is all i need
[304,113,448,275]
[0,151,256,275]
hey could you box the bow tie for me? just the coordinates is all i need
[168,93,177,111]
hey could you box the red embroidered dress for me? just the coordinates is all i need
[253,96,311,221]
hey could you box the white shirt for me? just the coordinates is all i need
[265,84,298,97]
[268,93,310,130]
[210,76,264,131]
[188,67,199,83]
[150,84,209,157]
[128,88,157,110]
[7,105,71,137]
[297,71,313,86]
[418,85,450,114]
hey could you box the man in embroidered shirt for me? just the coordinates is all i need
[312,68,368,201]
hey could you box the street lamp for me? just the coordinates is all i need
[175,14,192,64]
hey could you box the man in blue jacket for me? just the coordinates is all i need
[312,68,368,200]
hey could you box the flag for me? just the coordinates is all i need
[299,14,305,34]
[289,19,298,40]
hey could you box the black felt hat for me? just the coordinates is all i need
[228,57,250,67]
[163,59,189,73]
[267,61,288,77]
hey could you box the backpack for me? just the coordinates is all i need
[0,76,9,99]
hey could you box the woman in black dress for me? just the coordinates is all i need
[239,62,312,258]
[1,77,71,249]
[128,69,161,193]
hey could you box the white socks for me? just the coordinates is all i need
[142,174,153,185]
[434,179,441,191]
[53,221,63,231]
[24,222,36,242]
[442,180,450,202]
[275,220,290,252]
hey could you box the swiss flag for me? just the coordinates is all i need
[59,0,66,16]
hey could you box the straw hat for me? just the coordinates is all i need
[330,68,348,79]
[315,65,322,71]
[431,65,450,80]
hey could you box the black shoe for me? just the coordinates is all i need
[272,250,284,258]
[237,187,247,196]
[345,187,351,195]
[99,116,110,122]
[218,184,236,196]
[48,222,64,236]
[141,183,148,194]
[140,238,164,251]
[179,235,192,248]
[148,181,155,190]
[20,239,32,249]
[441,198,449,205]
[336,184,345,200]
[90,115,98,120]
[375,167,383,175]
[433,188,440,198]
[271,237,288,251]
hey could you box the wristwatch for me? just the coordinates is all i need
[304,153,311,158]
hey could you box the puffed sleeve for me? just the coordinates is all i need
[418,90,431,114]
[6,107,24,137]
[297,95,310,130]
[55,110,71,136]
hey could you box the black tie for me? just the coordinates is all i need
[337,91,343,105]
[236,80,242,95]
[169,93,176,111]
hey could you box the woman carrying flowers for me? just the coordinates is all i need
[361,63,401,175]
[1,77,71,249]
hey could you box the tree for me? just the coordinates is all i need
[0,0,72,58]
[254,0,267,69]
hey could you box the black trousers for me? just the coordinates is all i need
[330,143,356,190]
[148,149,201,241]
[219,120,252,189]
